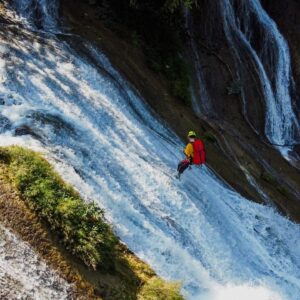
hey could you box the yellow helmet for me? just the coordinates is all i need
[188,130,197,137]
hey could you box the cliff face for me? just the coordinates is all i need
[190,0,300,144]
[62,0,300,221]
[187,0,300,215]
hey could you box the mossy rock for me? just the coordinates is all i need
[138,278,184,300]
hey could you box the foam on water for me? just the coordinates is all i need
[1,3,300,299]
[0,225,73,299]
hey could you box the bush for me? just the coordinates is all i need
[0,146,117,270]
[138,277,184,300]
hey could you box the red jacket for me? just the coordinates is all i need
[192,139,206,165]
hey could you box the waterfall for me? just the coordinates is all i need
[1,1,300,299]
[12,0,59,30]
[221,0,300,147]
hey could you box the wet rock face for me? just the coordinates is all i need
[0,115,11,133]
[190,0,266,136]
[191,0,300,145]
[60,0,300,216]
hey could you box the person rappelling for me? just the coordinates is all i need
[176,131,206,179]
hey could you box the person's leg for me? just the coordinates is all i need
[177,159,190,178]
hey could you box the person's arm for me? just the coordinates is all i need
[184,143,193,160]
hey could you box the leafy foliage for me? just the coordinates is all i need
[0,146,117,270]
[138,278,184,300]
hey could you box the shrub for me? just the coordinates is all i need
[138,277,184,300]
[0,146,117,270]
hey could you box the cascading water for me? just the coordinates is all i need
[1,1,300,299]
[12,0,59,30]
[0,225,73,299]
[221,0,300,147]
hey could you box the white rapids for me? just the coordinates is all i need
[0,1,300,299]
[0,225,73,300]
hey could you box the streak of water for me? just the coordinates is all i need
[221,0,300,146]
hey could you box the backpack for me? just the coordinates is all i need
[192,139,206,165]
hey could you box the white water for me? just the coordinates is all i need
[0,225,73,299]
[11,0,59,30]
[1,2,300,299]
[221,0,300,146]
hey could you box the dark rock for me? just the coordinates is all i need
[14,125,41,140]
[4,256,15,260]
[0,115,11,133]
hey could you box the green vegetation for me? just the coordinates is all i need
[0,146,184,299]
[0,146,117,270]
[138,278,184,300]
[94,0,192,104]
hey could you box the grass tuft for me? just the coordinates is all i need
[0,146,117,271]
[138,277,184,300]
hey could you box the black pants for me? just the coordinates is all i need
[177,159,191,174]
